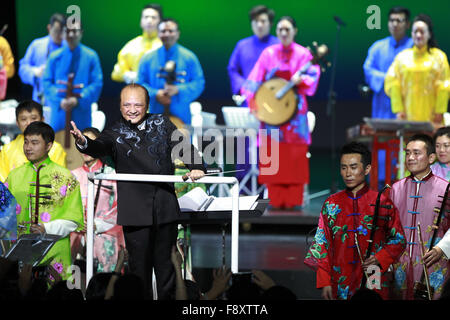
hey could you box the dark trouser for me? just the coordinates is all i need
[123,222,178,300]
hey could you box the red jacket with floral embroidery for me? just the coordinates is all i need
[304,184,406,299]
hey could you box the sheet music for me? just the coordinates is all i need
[178,187,211,211]
[205,195,259,211]
[178,187,259,212]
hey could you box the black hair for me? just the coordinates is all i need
[184,280,201,300]
[413,14,438,51]
[120,83,150,108]
[158,17,179,30]
[82,127,101,138]
[15,100,44,119]
[340,141,372,168]
[49,13,66,27]
[46,281,84,301]
[277,16,297,29]
[350,288,382,300]
[142,3,163,20]
[85,272,113,300]
[433,126,450,146]
[388,6,410,21]
[407,133,435,155]
[249,5,275,23]
[23,121,55,144]
[112,273,145,300]
[260,285,297,300]
[226,281,261,300]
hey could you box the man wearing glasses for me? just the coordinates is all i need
[137,18,204,126]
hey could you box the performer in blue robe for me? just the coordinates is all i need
[42,22,103,133]
[227,5,278,98]
[19,13,66,108]
[363,7,413,186]
[137,18,204,125]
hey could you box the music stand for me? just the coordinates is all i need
[4,234,61,267]
[177,199,268,277]
[221,107,264,196]
[363,118,434,179]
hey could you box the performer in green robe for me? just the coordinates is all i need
[6,121,84,281]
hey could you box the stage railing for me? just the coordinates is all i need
[86,173,239,284]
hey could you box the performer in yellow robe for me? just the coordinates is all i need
[0,35,15,100]
[111,4,162,83]
[0,100,66,182]
[0,35,15,78]
[385,14,449,126]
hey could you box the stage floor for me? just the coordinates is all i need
[189,192,328,300]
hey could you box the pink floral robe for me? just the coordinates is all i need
[70,160,125,273]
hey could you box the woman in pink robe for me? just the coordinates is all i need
[70,128,125,273]
[241,16,321,208]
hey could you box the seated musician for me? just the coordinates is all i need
[6,121,84,281]
[42,18,103,169]
[137,18,205,126]
[0,100,66,182]
[19,13,66,108]
[390,134,450,299]
[305,142,405,300]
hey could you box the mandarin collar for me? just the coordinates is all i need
[345,183,369,198]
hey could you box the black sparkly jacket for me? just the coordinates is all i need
[78,113,205,226]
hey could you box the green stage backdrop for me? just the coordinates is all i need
[16,0,449,99]
[14,0,449,140]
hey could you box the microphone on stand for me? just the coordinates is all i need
[333,16,346,27]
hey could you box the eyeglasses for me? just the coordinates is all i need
[389,18,406,24]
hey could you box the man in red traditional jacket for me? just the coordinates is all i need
[304,141,406,300]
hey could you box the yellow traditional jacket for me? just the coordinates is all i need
[0,134,67,181]
[385,46,449,122]
[111,31,162,82]
[0,36,15,78]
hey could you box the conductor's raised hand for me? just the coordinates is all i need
[70,121,87,145]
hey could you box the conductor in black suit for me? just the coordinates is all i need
[70,83,205,299]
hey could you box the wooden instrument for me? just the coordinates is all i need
[55,73,84,170]
[359,184,391,289]
[253,42,329,126]
[414,182,450,300]
[56,73,83,148]
[29,164,52,225]
[354,233,371,286]
[157,60,186,129]
[414,222,434,300]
